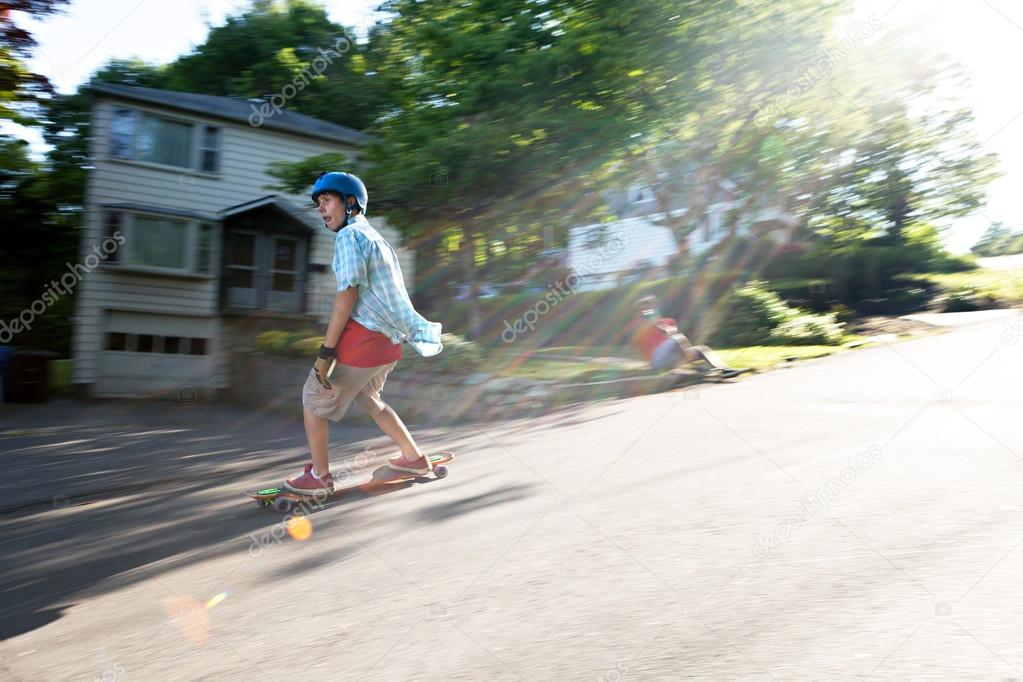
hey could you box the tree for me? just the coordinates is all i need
[972,223,1023,257]
[0,0,71,124]
[367,0,852,336]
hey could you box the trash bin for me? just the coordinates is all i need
[0,346,12,401]
[6,350,57,403]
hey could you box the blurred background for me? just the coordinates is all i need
[2,0,1022,400]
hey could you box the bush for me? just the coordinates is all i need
[711,281,843,346]
[769,313,843,345]
[252,328,485,374]
[290,335,324,358]
[255,330,294,354]
[711,281,798,346]
[397,333,483,375]
[940,286,1001,312]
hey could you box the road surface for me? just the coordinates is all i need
[1,310,1022,680]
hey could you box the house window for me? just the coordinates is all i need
[197,223,215,274]
[108,332,127,351]
[271,237,298,293]
[224,230,307,312]
[106,332,210,355]
[226,232,257,289]
[105,212,122,263]
[131,215,188,269]
[109,107,220,173]
[105,210,217,275]
[199,126,220,173]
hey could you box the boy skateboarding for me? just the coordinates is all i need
[284,171,443,496]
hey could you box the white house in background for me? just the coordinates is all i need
[565,181,795,291]
[567,217,680,292]
[72,82,413,399]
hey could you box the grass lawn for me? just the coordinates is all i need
[908,269,1023,306]
[487,339,865,382]
[716,345,850,372]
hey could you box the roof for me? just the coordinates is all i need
[89,82,371,147]
[221,194,315,232]
[101,202,218,222]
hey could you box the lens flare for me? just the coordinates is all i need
[287,515,313,541]
[205,592,228,609]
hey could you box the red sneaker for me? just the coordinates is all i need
[284,463,334,495]
[386,453,432,475]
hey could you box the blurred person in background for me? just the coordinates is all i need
[628,295,739,377]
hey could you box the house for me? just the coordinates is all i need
[71,82,414,399]
[565,179,795,291]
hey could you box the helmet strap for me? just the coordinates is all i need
[343,195,355,225]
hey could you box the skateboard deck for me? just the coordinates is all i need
[700,366,749,380]
[246,452,453,513]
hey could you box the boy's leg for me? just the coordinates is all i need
[354,362,432,474]
[362,403,421,459]
[288,364,384,494]
[303,406,330,478]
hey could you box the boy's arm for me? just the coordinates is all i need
[313,286,358,389]
[323,286,358,348]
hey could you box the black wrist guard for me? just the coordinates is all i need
[318,344,336,359]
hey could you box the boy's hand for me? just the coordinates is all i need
[314,345,337,390]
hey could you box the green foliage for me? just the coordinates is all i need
[255,330,296,354]
[265,153,352,195]
[252,329,484,375]
[397,333,483,375]
[709,281,843,346]
[711,281,801,347]
[940,287,1000,312]
[769,313,843,345]
[908,270,1023,311]
[0,0,71,124]
[971,222,1023,257]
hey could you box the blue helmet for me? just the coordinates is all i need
[311,171,368,217]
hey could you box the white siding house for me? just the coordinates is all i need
[72,83,413,398]
[566,178,794,291]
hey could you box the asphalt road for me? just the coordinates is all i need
[2,310,1022,681]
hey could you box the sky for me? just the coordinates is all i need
[10,0,1023,253]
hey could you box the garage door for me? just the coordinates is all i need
[95,311,217,398]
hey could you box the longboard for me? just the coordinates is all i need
[246,452,453,514]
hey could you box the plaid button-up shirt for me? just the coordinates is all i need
[332,215,442,357]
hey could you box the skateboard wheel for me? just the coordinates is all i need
[434,465,448,479]
[273,497,294,514]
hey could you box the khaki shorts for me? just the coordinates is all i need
[302,361,397,422]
